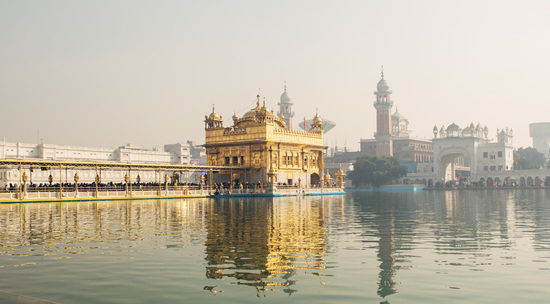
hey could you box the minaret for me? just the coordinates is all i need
[373,68,394,156]
[277,81,295,129]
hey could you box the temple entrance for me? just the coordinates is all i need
[438,152,470,182]
[310,173,320,186]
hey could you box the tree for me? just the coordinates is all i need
[513,147,546,170]
[347,155,407,187]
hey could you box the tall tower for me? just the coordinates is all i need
[373,68,394,156]
[278,82,294,129]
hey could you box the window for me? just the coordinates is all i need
[490,165,496,171]
[498,151,503,157]
[483,152,488,158]
[232,156,238,165]
[225,157,230,165]
[498,165,503,171]
[240,156,244,165]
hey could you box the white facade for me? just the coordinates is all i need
[391,109,409,138]
[0,139,197,164]
[432,123,514,182]
[0,139,203,186]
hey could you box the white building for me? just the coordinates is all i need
[0,138,205,186]
[431,123,514,182]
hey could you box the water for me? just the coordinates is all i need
[0,190,549,303]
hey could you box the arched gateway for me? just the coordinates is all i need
[431,123,513,183]
[433,136,479,182]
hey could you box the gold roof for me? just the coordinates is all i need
[235,95,286,129]
[207,104,223,121]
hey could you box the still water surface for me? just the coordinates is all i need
[0,191,550,303]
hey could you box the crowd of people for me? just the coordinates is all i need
[1,181,202,193]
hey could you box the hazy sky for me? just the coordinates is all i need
[1,0,549,150]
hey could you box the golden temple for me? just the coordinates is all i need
[204,95,328,187]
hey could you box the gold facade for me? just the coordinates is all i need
[204,97,327,186]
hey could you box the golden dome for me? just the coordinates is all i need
[324,172,331,181]
[207,104,222,121]
[237,95,285,129]
[313,114,322,125]
[310,111,323,130]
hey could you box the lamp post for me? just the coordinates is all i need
[74,172,80,196]
[22,171,28,199]
[124,173,129,197]
[95,172,100,198]
[164,173,169,196]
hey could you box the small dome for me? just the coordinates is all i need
[392,109,407,121]
[446,123,460,132]
[280,82,292,103]
[207,105,222,121]
[313,113,323,125]
[377,78,390,92]
[208,112,221,121]
[280,91,291,103]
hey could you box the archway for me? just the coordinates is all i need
[494,177,501,187]
[504,177,512,187]
[433,138,477,182]
[520,177,526,187]
[545,176,550,187]
[527,176,534,187]
[310,173,320,186]
[535,176,542,187]
[479,177,486,187]
[487,177,494,187]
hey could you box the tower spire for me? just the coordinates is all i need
[284,80,287,92]
[381,65,384,79]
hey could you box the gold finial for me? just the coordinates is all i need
[284,80,287,92]
[262,97,266,108]
[256,94,260,108]
[212,104,215,113]
[381,65,384,79]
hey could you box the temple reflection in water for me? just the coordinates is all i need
[204,196,345,292]
[1,191,548,301]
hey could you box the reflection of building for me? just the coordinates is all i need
[530,122,550,158]
[204,97,327,186]
[360,71,433,173]
[377,211,397,298]
[351,191,417,300]
[204,198,329,289]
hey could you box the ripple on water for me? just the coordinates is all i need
[0,193,549,303]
